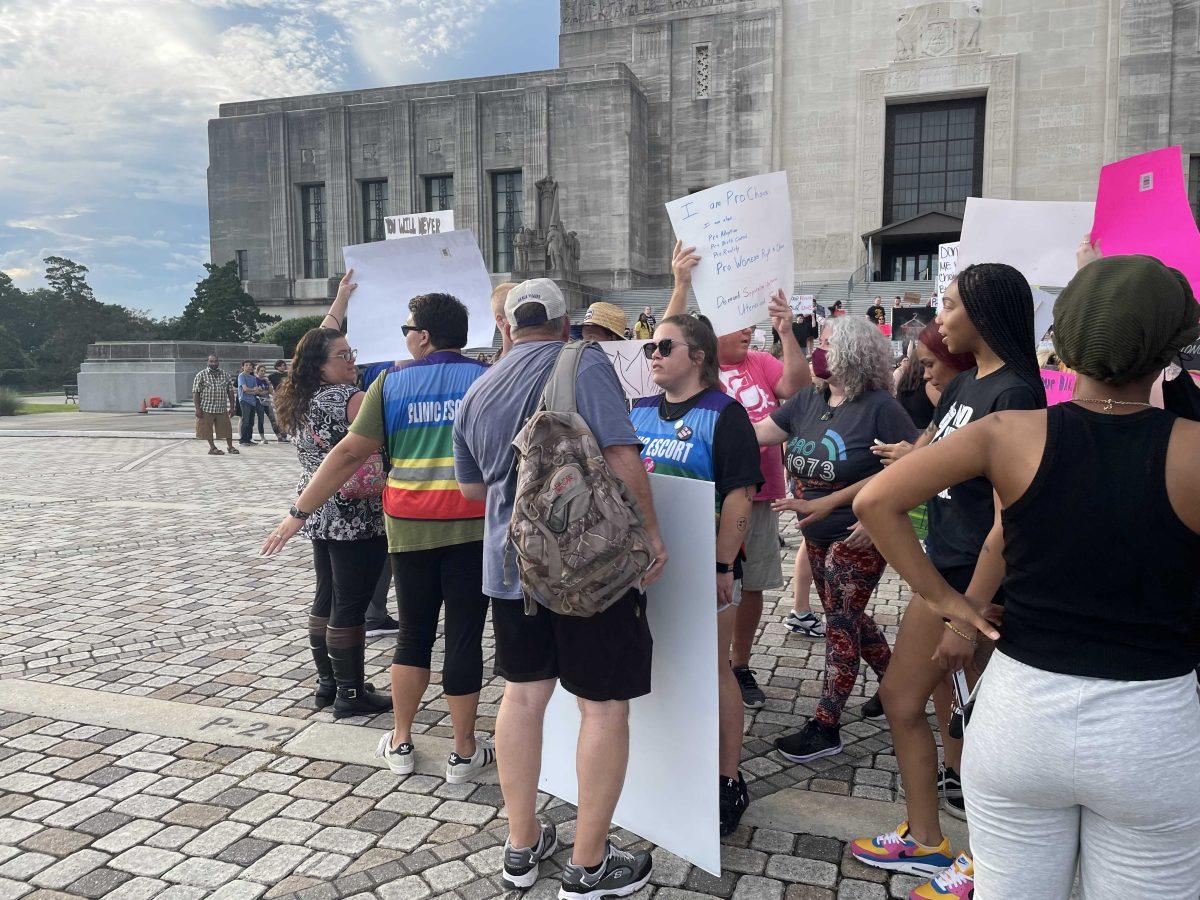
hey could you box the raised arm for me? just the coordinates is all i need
[664,240,700,320]
[321,269,356,332]
[769,290,812,399]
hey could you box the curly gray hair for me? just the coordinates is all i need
[822,315,894,400]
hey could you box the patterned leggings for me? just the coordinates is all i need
[807,540,892,728]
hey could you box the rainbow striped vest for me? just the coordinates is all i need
[381,351,487,522]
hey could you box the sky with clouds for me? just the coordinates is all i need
[0,0,559,316]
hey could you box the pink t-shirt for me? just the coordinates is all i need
[718,350,786,501]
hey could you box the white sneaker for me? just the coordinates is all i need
[446,739,496,784]
[374,730,415,775]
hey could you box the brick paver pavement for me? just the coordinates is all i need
[0,434,955,900]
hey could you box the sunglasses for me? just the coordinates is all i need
[400,324,424,337]
[642,339,685,360]
[332,348,358,362]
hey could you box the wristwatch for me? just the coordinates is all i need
[288,505,311,521]
[715,561,733,574]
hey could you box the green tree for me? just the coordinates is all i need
[173,261,279,342]
[43,256,96,303]
[260,316,324,357]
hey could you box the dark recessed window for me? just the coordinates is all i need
[301,184,327,279]
[235,250,248,281]
[1189,155,1200,227]
[492,172,523,272]
[426,175,454,212]
[362,180,388,243]
[884,98,985,225]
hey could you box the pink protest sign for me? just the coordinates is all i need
[1041,368,1076,406]
[1091,146,1200,296]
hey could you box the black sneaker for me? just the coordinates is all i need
[786,611,826,638]
[938,765,967,820]
[732,665,766,709]
[365,616,400,638]
[502,819,557,890]
[775,719,843,763]
[559,842,652,899]
[861,691,885,719]
[719,772,749,836]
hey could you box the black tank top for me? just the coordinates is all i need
[999,403,1200,680]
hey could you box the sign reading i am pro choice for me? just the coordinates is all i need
[666,172,795,337]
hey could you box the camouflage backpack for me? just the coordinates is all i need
[508,341,654,617]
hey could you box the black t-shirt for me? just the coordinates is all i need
[268,371,286,390]
[770,387,917,544]
[926,366,1041,569]
[867,304,887,325]
[898,382,936,430]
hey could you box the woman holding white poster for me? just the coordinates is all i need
[629,314,764,838]
[753,317,917,761]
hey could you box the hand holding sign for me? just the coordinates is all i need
[665,172,796,337]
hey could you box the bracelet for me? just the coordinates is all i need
[944,620,977,646]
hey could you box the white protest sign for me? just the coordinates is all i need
[935,242,959,311]
[539,473,720,875]
[600,341,662,402]
[753,328,769,346]
[956,198,1094,290]
[666,172,795,337]
[789,294,815,316]
[384,210,455,240]
[1032,286,1056,343]
[344,230,494,364]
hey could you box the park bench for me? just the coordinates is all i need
[63,384,78,404]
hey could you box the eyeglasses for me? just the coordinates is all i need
[401,324,424,337]
[642,339,685,360]
[332,348,358,362]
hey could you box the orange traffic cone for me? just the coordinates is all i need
[138,399,148,414]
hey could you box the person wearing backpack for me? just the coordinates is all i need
[453,278,668,899]
[632,313,763,836]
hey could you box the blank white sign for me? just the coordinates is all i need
[343,230,495,365]
[538,473,721,876]
[957,198,1094,289]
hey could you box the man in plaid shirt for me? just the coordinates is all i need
[192,354,239,455]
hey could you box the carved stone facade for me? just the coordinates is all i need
[208,1,1200,316]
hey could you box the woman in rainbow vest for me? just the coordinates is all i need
[630,314,762,838]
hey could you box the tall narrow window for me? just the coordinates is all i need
[492,171,523,272]
[1189,155,1200,227]
[301,184,327,279]
[883,98,985,224]
[361,180,388,243]
[235,250,248,281]
[426,175,454,212]
[694,44,710,99]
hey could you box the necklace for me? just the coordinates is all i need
[1072,397,1153,412]
[820,394,846,421]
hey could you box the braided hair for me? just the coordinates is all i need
[955,263,1047,406]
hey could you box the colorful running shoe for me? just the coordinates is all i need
[850,821,956,877]
[909,854,974,898]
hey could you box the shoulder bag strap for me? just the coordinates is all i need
[541,339,594,414]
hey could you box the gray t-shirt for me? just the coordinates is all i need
[453,340,640,599]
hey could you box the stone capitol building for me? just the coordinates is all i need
[207,0,1200,320]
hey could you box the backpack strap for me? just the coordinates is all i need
[541,340,593,414]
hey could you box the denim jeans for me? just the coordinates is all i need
[239,399,261,443]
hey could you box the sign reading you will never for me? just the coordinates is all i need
[666,172,795,337]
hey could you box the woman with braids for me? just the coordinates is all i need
[754,316,917,762]
[266,271,391,720]
[631,312,763,837]
[855,254,1200,897]
[851,263,1046,900]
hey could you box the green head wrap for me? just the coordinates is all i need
[1052,255,1200,385]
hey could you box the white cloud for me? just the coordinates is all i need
[0,0,496,310]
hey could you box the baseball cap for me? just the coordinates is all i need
[504,278,568,327]
[581,302,627,339]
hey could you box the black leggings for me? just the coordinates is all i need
[311,537,389,627]
[391,541,488,696]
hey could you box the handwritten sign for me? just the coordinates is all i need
[936,242,959,310]
[1091,146,1200,297]
[790,294,815,316]
[666,172,795,337]
[344,230,494,364]
[957,198,1094,289]
[1041,368,1076,405]
[384,210,455,240]
[600,341,663,402]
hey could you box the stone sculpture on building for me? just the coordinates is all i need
[547,222,568,273]
[514,227,532,273]
[536,175,561,232]
[896,2,983,61]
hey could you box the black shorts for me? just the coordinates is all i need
[490,589,653,702]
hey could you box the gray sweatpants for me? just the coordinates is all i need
[962,650,1200,899]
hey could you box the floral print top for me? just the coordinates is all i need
[295,383,385,541]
